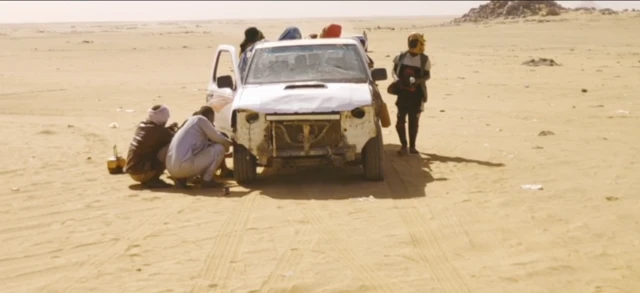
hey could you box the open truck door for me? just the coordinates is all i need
[205,45,241,136]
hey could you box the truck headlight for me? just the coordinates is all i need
[245,112,260,124]
[350,107,366,119]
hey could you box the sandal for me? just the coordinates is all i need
[142,178,172,189]
[200,180,222,189]
[171,177,189,189]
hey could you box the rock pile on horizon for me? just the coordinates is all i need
[573,7,620,15]
[452,0,568,23]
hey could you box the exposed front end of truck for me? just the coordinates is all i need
[233,105,378,169]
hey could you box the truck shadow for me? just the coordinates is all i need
[235,144,505,200]
[129,144,505,200]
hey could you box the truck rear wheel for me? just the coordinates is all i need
[233,144,257,184]
[362,124,384,181]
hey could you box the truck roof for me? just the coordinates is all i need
[254,38,360,49]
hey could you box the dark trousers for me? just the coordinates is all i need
[396,106,421,148]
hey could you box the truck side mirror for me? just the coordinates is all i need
[217,75,234,89]
[371,68,387,81]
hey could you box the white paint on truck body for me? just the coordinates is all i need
[232,82,373,114]
[207,39,382,167]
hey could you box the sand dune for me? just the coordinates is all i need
[1,11,639,293]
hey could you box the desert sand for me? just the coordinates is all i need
[1,11,639,293]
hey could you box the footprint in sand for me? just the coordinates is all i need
[37,129,56,135]
[125,244,142,262]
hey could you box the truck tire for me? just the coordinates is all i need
[362,124,384,181]
[233,144,257,184]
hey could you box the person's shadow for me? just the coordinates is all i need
[129,143,505,200]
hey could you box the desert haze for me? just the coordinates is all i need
[1,8,639,293]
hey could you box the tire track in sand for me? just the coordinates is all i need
[299,205,394,293]
[385,155,472,293]
[256,179,316,293]
[258,226,314,293]
[41,198,192,293]
[285,169,395,292]
[191,194,257,293]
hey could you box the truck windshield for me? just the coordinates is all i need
[244,44,369,85]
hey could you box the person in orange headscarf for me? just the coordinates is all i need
[390,32,431,156]
[319,24,342,38]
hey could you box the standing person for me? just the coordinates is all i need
[165,106,233,188]
[391,32,431,156]
[124,105,178,188]
[319,24,342,38]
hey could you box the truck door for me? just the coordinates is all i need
[206,45,241,136]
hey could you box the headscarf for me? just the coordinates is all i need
[320,24,342,38]
[278,27,302,41]
[407,32,426,54]
[148,105,170,125]
[240,27,265,55]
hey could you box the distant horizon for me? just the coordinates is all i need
[0,14,458,26]
[1,1,639,25]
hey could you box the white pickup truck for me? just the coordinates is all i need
[205,38,388,184]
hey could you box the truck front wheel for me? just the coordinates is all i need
[362,124,384,181]
[233,144,257,184]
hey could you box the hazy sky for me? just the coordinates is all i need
[1,1,639,24]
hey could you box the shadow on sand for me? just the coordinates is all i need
[129,143,505,200]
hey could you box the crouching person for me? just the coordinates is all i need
[177,110,234,178]
[165,106,232,188]
[124,105,178,188]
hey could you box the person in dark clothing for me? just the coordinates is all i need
[124,104,178,188]
[239,27,265,56]
[239,27,266,76]
[391,32,431,156]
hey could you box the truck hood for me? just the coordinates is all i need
[233,82,372,114]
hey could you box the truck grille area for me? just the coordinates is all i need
[271,120,342,151]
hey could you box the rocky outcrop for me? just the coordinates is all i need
[452,0,568,23]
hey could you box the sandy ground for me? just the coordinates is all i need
[1,12,639,293]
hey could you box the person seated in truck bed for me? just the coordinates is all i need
[239,27,266,76]
[165,106,233,188]
[240,27,265,56]
[319,23,342,38]
[278,26,302,41]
